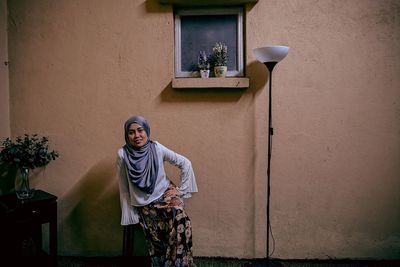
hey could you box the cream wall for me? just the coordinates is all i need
[0,0,9,138]
[5,0,400,259]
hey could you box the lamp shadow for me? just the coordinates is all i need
[246,60,269,98]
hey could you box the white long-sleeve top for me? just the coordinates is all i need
[117,141,198,225]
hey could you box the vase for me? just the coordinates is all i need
[200,69,210,78]
[214,66,227,77]
[15,167,35,199]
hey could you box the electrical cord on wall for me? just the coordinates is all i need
[267,130,276,258]
[269,222,276,257]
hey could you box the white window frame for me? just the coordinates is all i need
[174,7,244,78]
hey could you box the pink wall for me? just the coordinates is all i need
[4,0,400,259]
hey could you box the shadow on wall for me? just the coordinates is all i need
[143,0,259,13]
[246,60,269,98]
[144,0,170,13]
[59,157,128,255]
[160,82,247,103]
[158,61,268,104]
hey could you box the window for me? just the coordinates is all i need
[174,7,244,78]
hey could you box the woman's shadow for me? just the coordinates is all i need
[59,157,149,258]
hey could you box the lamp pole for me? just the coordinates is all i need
[265,61,277,263]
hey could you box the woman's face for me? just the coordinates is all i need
[127,123,148,148]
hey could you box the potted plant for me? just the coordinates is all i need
[0,134,59,199]
[212,42,228,77]
[198,51,210,78]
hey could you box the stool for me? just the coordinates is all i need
[122,224,151,266]
[122,225,134,256]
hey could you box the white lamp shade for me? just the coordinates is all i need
[253,46,289,63]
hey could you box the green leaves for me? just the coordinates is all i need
[212,42,228,67]
[0,134,59,169]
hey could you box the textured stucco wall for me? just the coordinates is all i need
[0,0,9,138]
[6,0,400,259]
[248,1,400,259]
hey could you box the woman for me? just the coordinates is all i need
[117,115,198,267]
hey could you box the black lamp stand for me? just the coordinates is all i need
[257,61,283,267]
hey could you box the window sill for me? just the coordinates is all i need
[172,77,249,89]
[160,0,258,6]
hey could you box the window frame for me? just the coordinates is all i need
[174,7,244,78]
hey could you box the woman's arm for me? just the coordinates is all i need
[116,149,140,225]
[157,142,198,198]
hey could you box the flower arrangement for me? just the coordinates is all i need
[212,42,228,67]
[0,134,59,170]
[197,51,210,71]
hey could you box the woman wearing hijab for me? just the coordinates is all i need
[117,115,198,267]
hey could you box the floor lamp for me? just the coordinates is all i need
[253,46,289,266]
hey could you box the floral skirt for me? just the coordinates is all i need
[137,183,196,267]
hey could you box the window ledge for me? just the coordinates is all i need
[160,0,258,6]
[172,77,249,89]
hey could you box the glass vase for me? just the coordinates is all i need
[15,167,35,199]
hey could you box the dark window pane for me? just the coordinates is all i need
[180,14,238,71]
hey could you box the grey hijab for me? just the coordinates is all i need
[123,116,159,194]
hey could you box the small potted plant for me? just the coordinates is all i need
[212,42,228,77]
[0,134,59,199]
[198,51,210,78]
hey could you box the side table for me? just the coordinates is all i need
[0,189,58,257]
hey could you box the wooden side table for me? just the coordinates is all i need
[0,189,58,257]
